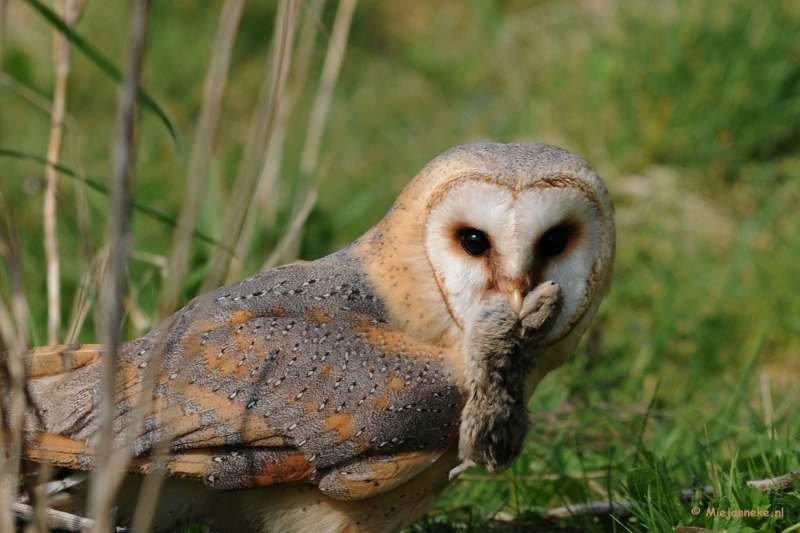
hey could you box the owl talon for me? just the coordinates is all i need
[449,460,476,480]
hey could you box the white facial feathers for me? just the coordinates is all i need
[424,181,516,326]
[512,187,604,341]
[358,141,614,352]
[424,141,613,343]
[423,172,609,344]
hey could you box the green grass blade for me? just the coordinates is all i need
[22,0,181,149]
[0,148,229,252]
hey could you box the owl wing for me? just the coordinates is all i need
[14,250,463,501]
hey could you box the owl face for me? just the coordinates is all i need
[424,176,607,344]
[358,141,614,370]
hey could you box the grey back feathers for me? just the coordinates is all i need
[22,249,463,493]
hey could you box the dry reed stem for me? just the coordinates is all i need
[263,187,318,270]
[156,0,246,320]
[760,371,773,431]
[254,0,328,221]
[65,248,108,344]
[43,0,69,345]
[746,468,800,491]
[43,0,87,346]
[0,200,30,532]
[299,0,356,182]
[9,500,126,532]
[278,0,357,265]
[231,0,328,281]
[0,305,24,533]
[98,325,168,533]
[0,0,7,164]
[458,470,609,482]
[89,1,151,531]
[544,499,635,520]
[129,436,170,533]
[202,0,302,291]
[0,72,94,319]
[0,69,94,343]
[543,468,800,520]
[29,462,54,533]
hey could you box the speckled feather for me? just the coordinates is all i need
[16,249,462,498]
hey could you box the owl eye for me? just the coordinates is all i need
[540,226,569,257]
[458,228,491,257]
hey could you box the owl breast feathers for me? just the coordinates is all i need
[2,141,615,533]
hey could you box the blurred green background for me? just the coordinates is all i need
[1,0,799,531]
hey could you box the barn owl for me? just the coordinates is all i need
[2,142,615,533]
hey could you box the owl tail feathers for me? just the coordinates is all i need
[12,344,105,378]
[0,430,97,470]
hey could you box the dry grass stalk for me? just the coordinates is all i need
[88,1,151,531]
[230,0,328,281]
[459,470,610,482]
[278,0,357,266]
[0,70,94,341]
[0,198,31,532]
[43,0,68,345]
[201,0,302,292]
[0,0,7,64]
[128,436,171,533]
[10,500,127,532]
[254,0,328,221]
[263,187,318,270]
[43,0,87,346]
[0,71,94,323]
[156,0,247,320]
[543,468,800,520]
[0,69,94,282]
[746,468,800,492]
[0,0,8,154]
[299,0,356,183]
[65,248,108,344]
[28,462,54,533]
[759,370,773,432]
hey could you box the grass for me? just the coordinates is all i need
[1,0,799,531]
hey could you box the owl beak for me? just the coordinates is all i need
[509,286,523,316]
[496,278,528,316]
[501,280,525,316]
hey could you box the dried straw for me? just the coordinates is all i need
[230,0,328,282]
[276,0,357,266]
[88,1,151,531]
[201,0,302,292]
[0,199,29,533]
[157,0,247,320]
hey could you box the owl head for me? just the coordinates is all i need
[357,142,615,387]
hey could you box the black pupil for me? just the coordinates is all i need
[459,228,490,256]
[540,227,569,256]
